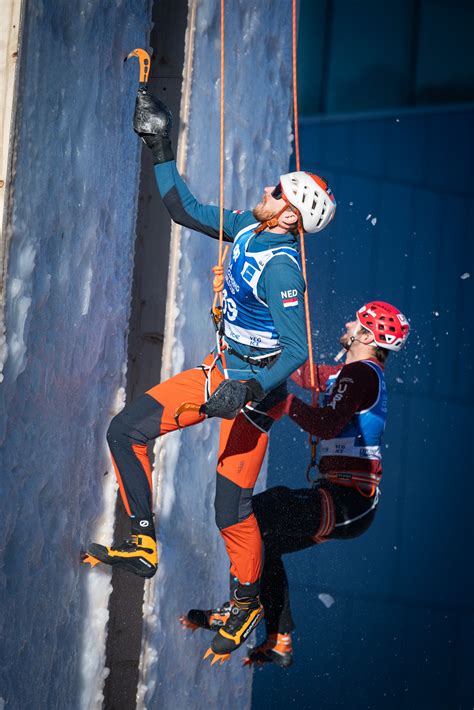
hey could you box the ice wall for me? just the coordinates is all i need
[0,2,152,708]
[138,2,294,708]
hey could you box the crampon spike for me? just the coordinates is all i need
[243,655,264,667]
[81,552,101,568]
[125,48,151,87]
[174,401,202,428]
[179,615,199,632]
[203,648,230,666]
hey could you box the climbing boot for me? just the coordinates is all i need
[180,602,231,632]
[244,632,293,668]
[83,533,157,578]
[204,593,263,665]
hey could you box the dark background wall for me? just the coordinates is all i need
[253,1,474,708]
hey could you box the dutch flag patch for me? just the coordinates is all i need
[281,289,299,308]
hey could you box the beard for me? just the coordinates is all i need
[252,199,275,222]
[339,332,351,350]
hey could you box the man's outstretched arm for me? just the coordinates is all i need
[154,161,254,241]
[133,89,253,240]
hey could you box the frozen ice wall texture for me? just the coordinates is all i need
[0,1,152,708]
[138,2,294,708]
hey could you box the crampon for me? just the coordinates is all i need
[81,551,101,568]
[81,534,158,578]
[203,648,231,666]
[243,633,293,668]
[203,595,263,666]
[179,602,231,632]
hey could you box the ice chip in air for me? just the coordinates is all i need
[318,593,335,608]
[366,214,372,221]
[371,217,377,226]
[396,377,404,383]
[460,272,470,280]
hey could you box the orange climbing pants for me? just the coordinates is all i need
[106,353,287,592]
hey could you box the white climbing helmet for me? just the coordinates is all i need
[280,171,336,233]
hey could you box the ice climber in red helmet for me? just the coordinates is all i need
[182,301,410,667]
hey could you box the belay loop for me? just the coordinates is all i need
[306,436,319,483]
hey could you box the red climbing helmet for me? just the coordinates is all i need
[356,301,410,352]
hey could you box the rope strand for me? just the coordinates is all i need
[212,0,226,318]
[292,0,319,482]
[292,0,317,399]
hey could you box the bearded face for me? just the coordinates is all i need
[252,197,276,222]
[252,187,285,222]
[339,331,352,350]
[340,320,360,349]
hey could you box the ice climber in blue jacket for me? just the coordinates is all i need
[84,89,337,663]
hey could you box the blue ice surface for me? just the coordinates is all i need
[0,1,152,708]
[137,1,295,708]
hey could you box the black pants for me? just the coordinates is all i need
[252,481,378,634]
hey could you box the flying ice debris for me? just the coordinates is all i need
[366,214,371,220]
[318,593,335,608]
[460,273,470,280]
[396,377,404,383]
[371,217,377,226]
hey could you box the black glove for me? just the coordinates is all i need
[133,89,174,164]
[200,379,265,420]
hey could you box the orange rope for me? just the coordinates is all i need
[212,0,226,318]
[292,0,319,481]
[292,0,317,399]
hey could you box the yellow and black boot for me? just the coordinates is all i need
[204,593,263,664]
[244,632,293,668]
[85,533,158,578]
[180,602,231,632]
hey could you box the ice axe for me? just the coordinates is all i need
[174,401,202,429]
[125,48,151,90]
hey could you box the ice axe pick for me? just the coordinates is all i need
[125,48,151,90]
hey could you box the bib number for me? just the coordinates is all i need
[222,288,238,322]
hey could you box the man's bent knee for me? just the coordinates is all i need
[214,473,253,529]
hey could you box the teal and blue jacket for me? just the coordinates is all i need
[154,161,309,394]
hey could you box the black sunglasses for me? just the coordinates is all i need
[271,183,283,200]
